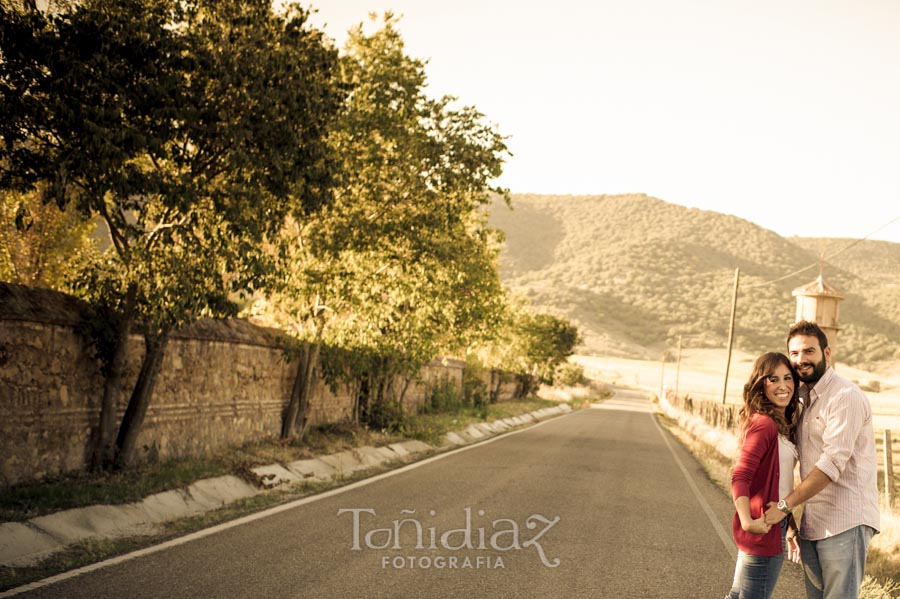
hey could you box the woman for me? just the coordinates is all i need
[725,352,801,599]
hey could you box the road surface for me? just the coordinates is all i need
[6,387,805,598]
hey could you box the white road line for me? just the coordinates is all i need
[650,410,737,559]
[0,409,577,597]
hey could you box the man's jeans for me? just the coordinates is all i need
[726,522,786,599]
[799,525,875,599]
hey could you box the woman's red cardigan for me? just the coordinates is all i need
[731,413,783,556]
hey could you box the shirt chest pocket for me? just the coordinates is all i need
[803,413,826,441]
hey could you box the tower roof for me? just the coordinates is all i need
[791,275,844,299]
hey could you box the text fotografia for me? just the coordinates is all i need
[381,555,505,570]
[337,507,561,568]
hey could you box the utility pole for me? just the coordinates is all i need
[885,430,895,509]
[659,353,666,402]
[674,335,683,401]
[723,268,740,404]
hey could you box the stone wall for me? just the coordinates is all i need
[0,284,466,487]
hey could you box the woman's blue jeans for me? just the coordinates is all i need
[725,522,787,599]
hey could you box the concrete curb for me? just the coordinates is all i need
[0,403,574,568]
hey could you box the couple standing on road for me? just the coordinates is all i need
[724,320,880,599]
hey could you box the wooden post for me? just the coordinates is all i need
[675,335,683,401]
[723,268,740,404]
[885,429,895,509]
[659,353,666,402]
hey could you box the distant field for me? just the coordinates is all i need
[574,349,900,433]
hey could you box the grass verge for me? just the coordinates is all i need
[655,411,900,599]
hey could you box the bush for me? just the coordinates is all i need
[514,373,538,399]
[462,366,489,409]
[363,399,406,434]
[423,380,464,414]
[555,362,586,386]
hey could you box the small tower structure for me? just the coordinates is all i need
[792,273,844,366]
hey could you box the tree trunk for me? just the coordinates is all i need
[490,369,503,403]
[514,373,534,399]
[375,371,387,406]
[281,346,306,440]
[91,285,136,471]
[360,369,387,426]
[397,376,412,413]
[281,342,320,441]
[294,342,320,441]
[114,333,169,469]
[353,377,368,425]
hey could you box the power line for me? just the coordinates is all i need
[742,215,900,290]
[716,215,899,405]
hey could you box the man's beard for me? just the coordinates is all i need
[796,355,828,384]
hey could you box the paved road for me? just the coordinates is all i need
[8,388,806,598]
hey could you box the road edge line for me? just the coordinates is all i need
[650,410,737,560]
[0,407,581,597]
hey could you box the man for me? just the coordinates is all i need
[764,320,880,599]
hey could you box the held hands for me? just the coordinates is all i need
[743,515,772,536]
[764,501,788,526]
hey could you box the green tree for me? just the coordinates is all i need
[0,0,343,468]
[519,311,581,383]
[319,14,509,426]
[257,14,510,436]
[477,296,581,395]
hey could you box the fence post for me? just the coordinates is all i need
[659,354,666,402]
[675,335,682,401]
[885,430,894,510]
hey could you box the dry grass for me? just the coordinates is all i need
[656,411,900,597]
[869,509,900,586]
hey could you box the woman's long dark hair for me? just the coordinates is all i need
[738,352,801,445]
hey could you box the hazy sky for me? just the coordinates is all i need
[307,0,900,244]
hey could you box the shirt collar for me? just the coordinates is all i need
[803,366,835,407]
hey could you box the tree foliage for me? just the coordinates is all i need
[473,294,581,394]
[321,13,510,358]
[253,14,511,435]
[2,3,576,462]
[0,188,97,287]
[0,0,344,468]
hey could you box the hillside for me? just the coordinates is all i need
[487,194,900,368]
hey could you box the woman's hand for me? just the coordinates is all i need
[764,501,788,525]
[742,515,772,536]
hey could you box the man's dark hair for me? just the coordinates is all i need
[787,320,829,350]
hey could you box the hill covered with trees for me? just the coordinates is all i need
[488,193,900,368]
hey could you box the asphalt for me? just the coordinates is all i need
[2,390,808,598]
[0,406,571,570]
